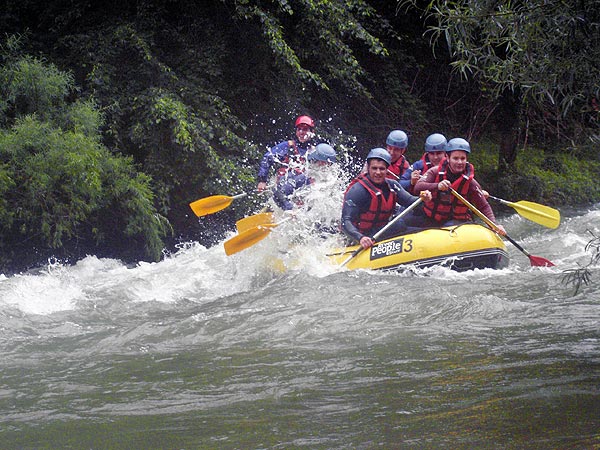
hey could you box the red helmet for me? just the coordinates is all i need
[295,115,315,128]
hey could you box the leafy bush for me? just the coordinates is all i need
[0,45,169,271]
[468,137,600,205]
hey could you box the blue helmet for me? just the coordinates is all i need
[446,138,471,153]
[366,147,392,166]
[425,133,447,152]
[308,143,337,163]
[386,130,408,148]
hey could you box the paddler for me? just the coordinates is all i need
[413,137,506,233]
[400,133,448,193]
[361,129,411,184]
[257,115,318,192]
[272,143,337,211]
[384,129,411,181]
[341,148,432,249]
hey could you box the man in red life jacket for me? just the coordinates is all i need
[342,148,432,249]
[413,138,506,234]
[361,129,411,181]
[257,115,316,191]
[385,130,411,180]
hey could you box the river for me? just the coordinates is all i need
[1,187,599,448]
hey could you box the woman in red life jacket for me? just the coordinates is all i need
[342,148,432,249]
[413,138,506,234]
[257,115,316,192]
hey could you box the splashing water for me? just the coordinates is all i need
[0,180,599,448]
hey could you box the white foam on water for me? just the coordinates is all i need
[0,183,597,316]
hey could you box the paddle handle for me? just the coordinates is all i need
[340,247,364,267]
[262,216,292,229]
[373,197,422,241]
[449,188,499,231]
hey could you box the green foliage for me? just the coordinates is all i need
[0,163,15,227]
[98,155,172,260]
[11,2,429,232]
[522,149,600,204]
[401,0,600,143]
[57,98,104,138]
[228,0,389,96]
[464,138,499,171]
[61,22,261,225]
[2,117,103,247]
[1,0,599,271]
[0,46,169,270]
[0,54,74,122]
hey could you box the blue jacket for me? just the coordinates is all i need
[257,140,313,182]
[400,155,433,193]
[272,172,312,210]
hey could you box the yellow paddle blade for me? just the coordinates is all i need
[224,224,277,256]
[189,195,234,217]
[236,212,274,233]
[510,200,560,229]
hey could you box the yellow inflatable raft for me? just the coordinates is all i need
[328,223,509,272]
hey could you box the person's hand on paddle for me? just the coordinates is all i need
[419,190,432,202]
[257,181,268,192]
[410,169,421,186]
[359,235,375,249]
[494,223,507,236]
[437,179,451,191]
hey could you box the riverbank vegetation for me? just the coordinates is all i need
[0,0,598,272]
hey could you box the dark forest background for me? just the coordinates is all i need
[1,0,598,272]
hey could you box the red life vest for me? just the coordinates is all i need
[276,140,307,180]
[423,160,475,222]
[345,174,397,234]
[419,154,434,173]
[386,155,410,179]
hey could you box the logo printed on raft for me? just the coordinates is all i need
[370,237,413,260]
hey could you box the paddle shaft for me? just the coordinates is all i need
[341,198,423,267]
[449,188,554,266]
[487,194,513,206]
[450,188,500,231]
[189,185,274,217]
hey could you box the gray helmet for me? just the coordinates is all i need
[308,143,337,163]
[425,133,447,152]
[386,130,408,148]
[446,137,471,153]
[366,147,392,166]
